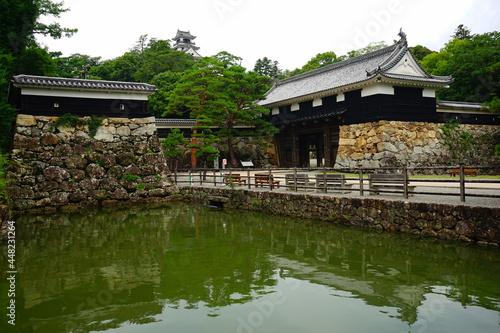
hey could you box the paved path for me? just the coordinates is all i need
[175,170,500,208]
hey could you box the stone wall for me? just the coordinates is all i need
[335,121,500,169]
[8,114,177,212]
[182,187,500,247]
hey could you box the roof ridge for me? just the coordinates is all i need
[276,43,398,86]
[12,74,157,92]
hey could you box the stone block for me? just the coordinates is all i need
[131,124,156,136]
[94,126,115,142]
[116,126,131,136]
[16,114,37,126]
[43,166,70,182]
[133,116,156,124]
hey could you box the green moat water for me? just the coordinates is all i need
[1,204,499,333]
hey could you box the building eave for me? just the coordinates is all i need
[11,75,157,95]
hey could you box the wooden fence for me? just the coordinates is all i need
[173,165,500,203]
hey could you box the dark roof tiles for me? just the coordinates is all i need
[12,75,157,93]
[261,34,452,107]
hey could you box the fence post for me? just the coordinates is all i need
[359,167,364,196]
[293,168,298,192]
[174,169,178,185]
[403,166,409,199]
[213,169,217,187]
[199,169,202,185]
[188,170,192,186]
[247,169,251,189]
[268,168,273,190]
[323,166,327,193]
[459,165,466,202]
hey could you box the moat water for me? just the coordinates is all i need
[1,204,499,333]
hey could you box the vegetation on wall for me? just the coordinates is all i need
[53,113,105,137]
[0,153,10,202]
[440,120,498,165]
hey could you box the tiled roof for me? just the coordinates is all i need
[173,29,196,40]
[436,100,483,110]
[12,75,157,93]
[261,33,452,107]
[155,118,196,125]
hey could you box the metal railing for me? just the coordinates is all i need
[172,165,500,203]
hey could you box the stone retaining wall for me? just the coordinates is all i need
[335,121,499,169]
[8,114,177,212]
[182,187,500,247]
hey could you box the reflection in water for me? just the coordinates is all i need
[1,204,499,332]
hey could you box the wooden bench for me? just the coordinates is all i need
[254,173,280,189]
[449,168,479,177]
[285,174,314,191]
[224,173,246,185]
[315,174,353,193]
[368,173,415,195]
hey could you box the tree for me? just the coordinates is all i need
[88,36,195,83]
[167,53,278,168]
[409,45,434,61]
[301,51,340,72]
[0,0,77,152]
[53,53,101,78]
[254,57,281,78]
[162,129,189,169]
[420,29,499,104]
[344,41,388,59]
[149,71,184,117]
[451,24,472,40]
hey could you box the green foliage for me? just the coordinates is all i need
[162,129,188,158]
[0,153,10,202]
[162,128,188,168]
[53,113,104,137]
[87,115,104,137]
[149,71,183,117]
[136,183,146,190]
[440,120,476,165]
[54,113,87,127]
[409,45,434,61]
[123,174,139,181]
[167,52,278,167]
[0,102,15,153]
[0,0,76,151]
[482,96,500,113]
[88,35,195,84]
[343,41,388,59]
[285,42,387,77]
[420,28,499,104]
[254,57,282,78]
[451,24,473,40]
[53,53,101,78]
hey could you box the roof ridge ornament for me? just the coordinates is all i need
[398,28,408,47]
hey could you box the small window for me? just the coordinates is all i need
[120,104,125,110]
[54,103,59,108]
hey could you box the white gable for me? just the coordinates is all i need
[385,52,427,77]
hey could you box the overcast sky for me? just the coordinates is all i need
[37,0,499,71]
